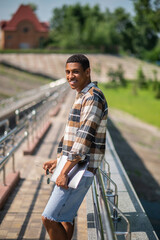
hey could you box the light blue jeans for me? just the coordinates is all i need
[42,176,94,223]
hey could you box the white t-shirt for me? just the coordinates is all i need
[83,170,94,177]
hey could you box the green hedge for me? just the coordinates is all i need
[0,48,101,54]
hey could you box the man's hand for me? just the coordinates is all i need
[43,159,57,174]
[55,158,80,189]
[56,173,69,189]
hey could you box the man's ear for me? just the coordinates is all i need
[85,67,90,77]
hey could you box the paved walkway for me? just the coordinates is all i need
[0,89,88,239]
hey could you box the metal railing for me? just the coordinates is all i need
[92,165,131,240]
[0,78,67,120]
[92,168,117,240]
[0,121,27,185]
[108,199,131,240]
[0,79,69,186]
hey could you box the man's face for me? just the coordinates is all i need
[65,62,90,92]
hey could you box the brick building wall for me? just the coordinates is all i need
[3,20,48,49]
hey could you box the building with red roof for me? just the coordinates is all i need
[0,5,49,49]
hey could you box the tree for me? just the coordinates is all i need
[48,2,159,56]
[28,3,38,12]
[110,8,135,53]
[133,0,159,56]
[49,4,106,51]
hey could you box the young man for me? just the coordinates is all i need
[42,54,108,240]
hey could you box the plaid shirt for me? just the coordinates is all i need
[57,82,108,168]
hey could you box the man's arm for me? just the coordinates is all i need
[67,95,104,162]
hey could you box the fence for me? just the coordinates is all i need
[91,156,131,240]
[0,79,68,205]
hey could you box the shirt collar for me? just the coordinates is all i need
[81,82,95,94]
[76,82,95,98]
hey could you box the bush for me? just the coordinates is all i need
[116,64,126,87]
[132,81,138,96]
[155,82,160,99]
[107,65,126,87]
[107,68,118,87]
[136,65,148,88]
[152,69,158,91]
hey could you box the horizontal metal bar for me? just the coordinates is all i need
[0,135,27,170]
[0,121,26,144]
[115,231,128,235]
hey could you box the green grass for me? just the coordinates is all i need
[99,82,160,128]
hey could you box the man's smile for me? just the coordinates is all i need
[69,80,77,86]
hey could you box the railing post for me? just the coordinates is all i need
[111,188,120,228]
[31,110,36,143]
[33,109,38,139]
[4,119,9,135]
[2,166,6,186]
[104,159,113,194]
[12,134,15,173]
[25,116,30,150]
[2,142,6,186]
[15,109,20,126]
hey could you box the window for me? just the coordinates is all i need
[7,35,12,39]
[23,27,29,33]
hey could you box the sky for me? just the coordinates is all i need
[0,0,135,22]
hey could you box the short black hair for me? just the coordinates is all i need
[66,54,90,71]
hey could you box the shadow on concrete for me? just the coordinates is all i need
[47,124,64,159]
[107,118,160,238]
[0,176,48,240]
[87,213,95,228]
[0,179,24,224]
[16,175,45,240]
[107,118,160,201]
[114,211,158,239]
[33,123,63,159]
